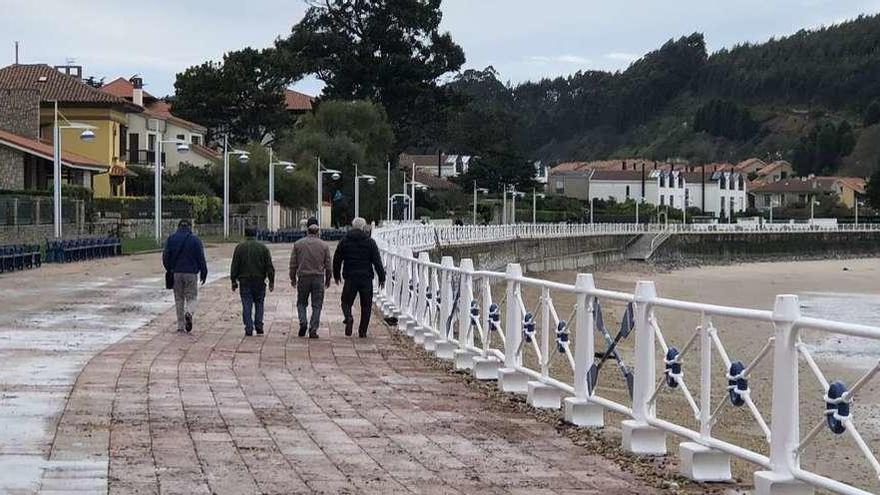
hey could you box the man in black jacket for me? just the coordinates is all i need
[333,217,386,337]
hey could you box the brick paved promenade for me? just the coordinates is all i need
[9,247,655,494]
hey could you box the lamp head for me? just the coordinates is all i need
[331,172,341,181]
[366,176,376,185]
[79,129,95,141]
[176,143,190,153]
[284,164,295,172]
[238,153,250,164]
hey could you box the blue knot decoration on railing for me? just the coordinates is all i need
[426,289,432,301]
[488,303,500,331]
[555,320,569,352]
[408,280,413,293]
[727,361,749,407]
[825,380,850,435]
[469,300,479,325]
[664,347,681,388]
[522,312,535,343]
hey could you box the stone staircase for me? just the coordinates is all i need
[625,231,672,261]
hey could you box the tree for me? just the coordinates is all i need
[276,0,465,148]
[277,100,395,224]
[693,99,758,140]
[866,167,880,209]
[863,99,880,126]
[791,120,856,176]
[173,47,295,143]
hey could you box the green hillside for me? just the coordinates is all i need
[442,14,880,177]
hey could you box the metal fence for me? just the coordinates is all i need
[373,223,880,495]
[0,196,82,226]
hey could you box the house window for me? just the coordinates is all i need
[625,185,630,199]
[660,195,665,206]
[669,195,674,208]
[720,196,726,215]
[147,134,156,152]
[678,176,683,188]
[191,135,201,146]
[555,179,564,194]
[176,134,185,141]
[660,175,666,187]
[720,176,726,189]
[763,194,771,207]
[738,176,744,190]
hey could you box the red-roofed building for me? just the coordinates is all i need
[751,176,865,210]
[284,89,314,113]
[99,76,215,173]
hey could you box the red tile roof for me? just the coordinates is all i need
[0,64,137,110]
[143,100,206,133]
[99,77,156,100]
[285,89,314,112]
[413,170,459,190]
[750,177,862,194]
[0,128,108,171]
[190,143,220,161]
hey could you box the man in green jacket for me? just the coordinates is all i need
[231,228,275,336]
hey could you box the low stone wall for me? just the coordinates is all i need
[433,234,636,272]
[652,231,880,263]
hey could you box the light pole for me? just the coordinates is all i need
[353,163,376,219]
[155,137,190,242]
[855,200,864,227]
[52,101,97,239]
[532,189,545,224]
[404,178,427,221]
[473,182,488,225]
[267,147,295,230]
[635,200,640,225]
[222,137,250,239]
[589,196,595,224]
[810,196,820,224]
[316,157,341,228]
[501,185,507,224]
[509,187,524,224]
[386,161,391,222]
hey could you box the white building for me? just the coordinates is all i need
[589,169,687,209]
[682,169,748,217]
[100,77,218,173]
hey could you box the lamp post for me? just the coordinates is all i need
[52,101,97,239]
[386,161,391,222]
[810,196,820,224]
[403,178,427,222]
[589,196,595,224]
[155,137,190,242]
[316,158,341,228]
[855,200,864,227]
[222,137,250,239]
[509,187,524,224]
[635,200,640,225]
[532,189,545,224]
[353,163,376,219]
[473,182,488,225]
[267,147,295,230]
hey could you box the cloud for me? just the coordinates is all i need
[605,52,640,62]
[525,54,590,65]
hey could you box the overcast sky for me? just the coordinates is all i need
[3,0,879,97]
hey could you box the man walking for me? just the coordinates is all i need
[290,218,332,338]
[231,228,275,336]
[333,217,386,338]
[163,220,208,333]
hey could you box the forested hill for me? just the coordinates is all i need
[442,14,880,178]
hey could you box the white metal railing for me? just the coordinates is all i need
[373,223,880,495]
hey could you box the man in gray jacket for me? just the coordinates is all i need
[289,218,332,338]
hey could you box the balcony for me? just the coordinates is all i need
[127,149,165,166]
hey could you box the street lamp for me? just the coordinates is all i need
[52,101,97,239]
[855,200,865,227]
[810,197,820,224]
[509,187,525,224]
[473,181,488,225]
[532,189,545,224]
[267,147,295,230]
[354,163,376,218]
[222,137,250,238]
[317,157,341,228]
[154,137,189,242]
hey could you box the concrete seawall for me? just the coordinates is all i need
[433,234,636,272]
[653,231,880,263]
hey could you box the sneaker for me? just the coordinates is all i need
[344,319,353,337]
[245,328,253,337]
[255,326,264,335]
[308,331,319,339]
[298,324,307,337]
[358,329,368,338]
[184,313,193,333]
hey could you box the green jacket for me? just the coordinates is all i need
[230,240,275,285]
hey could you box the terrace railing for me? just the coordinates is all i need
[372,223,880,495]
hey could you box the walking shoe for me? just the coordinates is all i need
[344,319,353,337]
[255,326,264,335]
[184,312,193,333]
[298,324,307,337]
[358,329,368,338]
[308,331,319,339]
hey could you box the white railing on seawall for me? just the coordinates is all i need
[372,223,880,495]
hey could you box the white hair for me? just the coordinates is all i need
[351,217,367,230]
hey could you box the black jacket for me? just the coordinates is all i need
[333,229,386,284]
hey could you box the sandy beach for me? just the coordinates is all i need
[523,257,880,492]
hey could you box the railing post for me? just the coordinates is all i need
[414,252,435,347]
[622,280,667,455]
[497,263,529,392]
[453,258,477,370]
[564,273,604,427]
[754,295,813,495]
[434,256,458,360]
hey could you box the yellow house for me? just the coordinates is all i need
[0,63,142,197]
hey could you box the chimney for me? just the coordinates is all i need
[130,76,144,107]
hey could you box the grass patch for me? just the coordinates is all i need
[122,237,161,255]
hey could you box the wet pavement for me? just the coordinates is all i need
[0,245,654,494]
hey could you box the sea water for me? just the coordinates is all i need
[799,291,880,362]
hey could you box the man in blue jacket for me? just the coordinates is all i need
[163,220,208,332]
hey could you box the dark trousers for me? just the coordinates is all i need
[239,280,266,331]
[341,278,374,334]
[297,275,325,332]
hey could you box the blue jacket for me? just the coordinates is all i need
[163,227,208,281]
